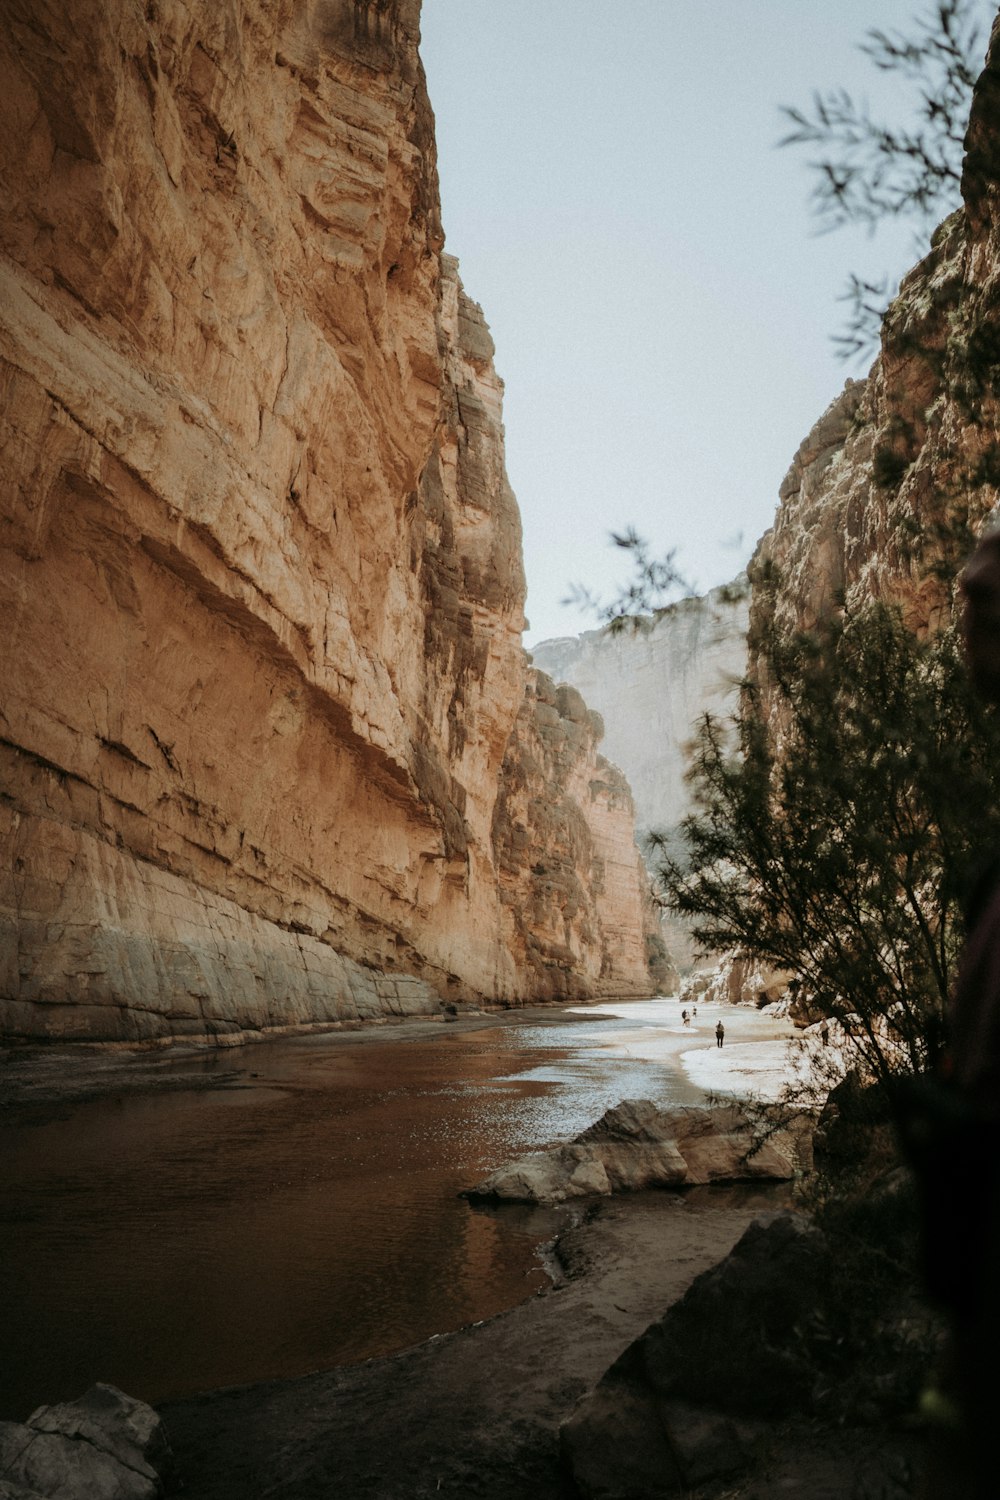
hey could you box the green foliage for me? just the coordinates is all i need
[780,0,987,361]
[652,601,1000,1084]
[564,528,689,632]
[872,443,911,490]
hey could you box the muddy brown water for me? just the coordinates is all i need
[0,1001,786,1420]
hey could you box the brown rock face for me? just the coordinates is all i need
[0,0,654,1041]
[712,29,1000,1012]
[492,673,668,1003]
[752,23,1000,654]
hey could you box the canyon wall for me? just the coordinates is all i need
[0,0,655,1043]
[531,583,749,854]
[493,671,675,998]
[703,17,1000,1012]
[532,588,748,975]
[751,15,1000,653]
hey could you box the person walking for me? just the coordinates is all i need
[715,1020,725,1049]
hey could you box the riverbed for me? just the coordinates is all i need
[0,997,797,1421]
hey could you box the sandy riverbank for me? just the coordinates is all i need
[157,1179,920,1500]
[6,1001,919,1496]
[0,994,801,1113]
[156,1185,779,1499]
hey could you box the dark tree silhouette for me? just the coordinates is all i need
[780,0,987,360]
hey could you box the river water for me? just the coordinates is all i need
[0,998,796,1420]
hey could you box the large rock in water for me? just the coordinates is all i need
[0,0,658,1042]
[0,1384,173,1499]
[467,1098,807,1202]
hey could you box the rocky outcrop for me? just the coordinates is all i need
[707,24,1000,1011]
[493,675,673,1002]
[467,1098,806,1203]
[560,1175,934,1498]
[0,0,654,1042]
[560,1214,836,1498]
[0,1384,172,1500]
[751,20,1000,658]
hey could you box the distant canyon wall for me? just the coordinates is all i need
[532,583,750,852]
[0,0,655,1043]
[532,588,748,974]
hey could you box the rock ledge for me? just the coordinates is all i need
[467,1098,810,1203]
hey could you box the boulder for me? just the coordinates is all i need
[0,1385,172,1500]
[631,1213,835,1415]
[561,1212,836,1498]
[467,1099,807,1202]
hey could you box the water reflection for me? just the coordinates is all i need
[0,1001,791,1418]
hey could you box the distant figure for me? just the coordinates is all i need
[693,1006,698,1017]
[681,1009,690,1026]
[715,1021,725,1048]
[820,1020,830,1046]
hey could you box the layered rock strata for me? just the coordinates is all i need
[0,0,654,1042]
[467,1098,805,1203]
[493,673,674,1001]
[751,18,1000,656]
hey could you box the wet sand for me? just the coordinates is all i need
[158,1180,921,1500]
[8,1002,914,1497]
[158,1185,796,1500]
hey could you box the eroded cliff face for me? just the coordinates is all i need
[751,16,1000,654]
[493,672,674,1000]
[532,585,750,854]
[532,589,748,976]
[715,18,1000,1014]
[0,0,654,1042]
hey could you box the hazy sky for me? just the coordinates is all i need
[419,1,991,645]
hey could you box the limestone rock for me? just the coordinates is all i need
[0,1,657,1041]
[0,1384,172,1500]
[699,33,1000,1022]
[749,27,1000,671]
[532,585,748,971]
[467,1098,804,1202]
[682,954,792,1012]
[492,673,662,1005]
[531,583,749,855]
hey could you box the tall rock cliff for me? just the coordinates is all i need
[0,0,654,1043]
[701,17,1000,1013]
[751,16,1000,657]
[493,671,675,997]
[532,588,748,976]
[532,584,750,853]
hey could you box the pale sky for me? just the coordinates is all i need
[419,1,992,645]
